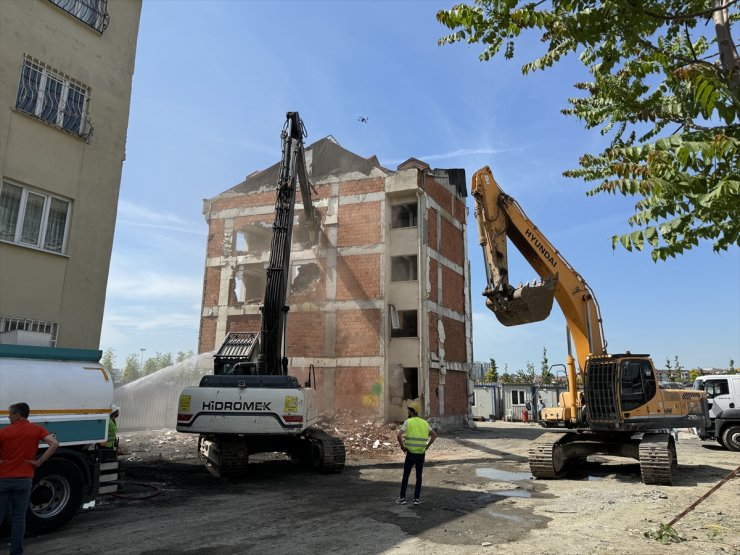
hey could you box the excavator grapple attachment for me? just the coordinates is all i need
[485,279,557,326]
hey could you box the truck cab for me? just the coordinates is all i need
[694,374,740,450]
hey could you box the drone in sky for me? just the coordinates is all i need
[357,116,368,123]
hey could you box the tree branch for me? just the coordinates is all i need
[639,0,740,22]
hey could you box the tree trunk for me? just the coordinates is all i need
[713,0,740,95]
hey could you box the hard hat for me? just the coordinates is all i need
[110,404,120,414]
[407,401,422,416]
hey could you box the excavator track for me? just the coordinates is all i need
[528,432,570,479]
[305,429,346,473]
[639,433,676,486]
[200,436,249,478]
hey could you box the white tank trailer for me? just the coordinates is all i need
[0,344,118,533]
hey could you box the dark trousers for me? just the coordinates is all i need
[399,451,425,500]
[0,477,33,555]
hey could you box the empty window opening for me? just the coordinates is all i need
[391,255,417,282]
[403,367,419,399]
[291,262,320,294]
[234,264,266,304]
[391,202,418,229]
[391,309,417,338]
[235,224,272,254]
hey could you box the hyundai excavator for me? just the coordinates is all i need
[472,166,710,485]
[176,113,345,477]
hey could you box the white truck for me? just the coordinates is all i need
[694,374,740,451]
[0,344,118,533]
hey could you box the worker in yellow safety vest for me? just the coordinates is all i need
[395,401,437,505]
[100,404,119,449]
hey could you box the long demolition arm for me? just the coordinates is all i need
[471,166,607,372]
[257,112,319,375]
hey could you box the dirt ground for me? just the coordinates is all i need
[18,418,740,554]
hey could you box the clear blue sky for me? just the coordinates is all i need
[100,0,740,372]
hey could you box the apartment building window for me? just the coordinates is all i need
[391,202,417,228]
[391,255,418,281]
[48,0,109,32]
[0,181,71,254]
[390,308,417,338]
[403,367,419,399]
[15,57,92,140]
[0,316,59,347]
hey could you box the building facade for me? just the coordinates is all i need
[0,0,141,349]
[199,138,473,426]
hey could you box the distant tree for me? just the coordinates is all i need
[100,348,116,372]
[121,353,140,384]
[729,358,737,374]
[143,352,174,376]
[437,0,740,261]
[689,369,701,382]
[176,350,195,363]
[672,355,684,380]
[501,372,514,384]
[540,347,553,384]
[485,357,499,383]
[515,362,536,384]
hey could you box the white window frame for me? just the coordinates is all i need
[511,390,526,406]
[15,56,91,138]
[0,181,72,255]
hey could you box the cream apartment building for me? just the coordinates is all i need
[0,0,141,349]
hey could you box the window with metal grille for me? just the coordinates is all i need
[0,181,71,254]
[0,316,59,347]
[15,57,92,140]
[48,0,109,32]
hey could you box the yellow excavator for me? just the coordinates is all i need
[472,166,710,485]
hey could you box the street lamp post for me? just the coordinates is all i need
[140,348,146,372]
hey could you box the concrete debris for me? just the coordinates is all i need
[316,409,400,458]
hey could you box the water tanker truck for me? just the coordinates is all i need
[0,344,118,533]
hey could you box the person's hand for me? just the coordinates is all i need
[26,459,41,468]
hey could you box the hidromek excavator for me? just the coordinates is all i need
[176,113,345,477]
[472,166,711,485]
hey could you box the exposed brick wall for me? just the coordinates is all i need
[207,219,224,258]
[427,207,437,250]
[441,265,465,313]
[226,314,262,334]
[335,309,380,357]
[336,254,381,301]
[425,177,452,215]
[339,177,384,196]
[288,259,327,304]
[286,312,326,357]
[428,312,439,354]
[453,197,466,223]
[210,191,275,213]
[199,316,217,353]
[334,366,382,415]
[203,267,221,307]
[440,217,464,266]
[444,370,468,415]
[337,202,381,247]
[428,369,440,416]
[428,258,438,303]
[441,316,466,362]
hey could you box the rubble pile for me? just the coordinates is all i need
[316,409,400,459]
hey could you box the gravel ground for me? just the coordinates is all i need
[17,420,740,554]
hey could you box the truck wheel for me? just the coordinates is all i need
[721,425,740,452]
[26,458,84,534]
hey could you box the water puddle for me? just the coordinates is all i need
[491,489,532,498]
[476,468,532,482]
[486,510,526,523]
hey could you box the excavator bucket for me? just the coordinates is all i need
[485,279,557,327]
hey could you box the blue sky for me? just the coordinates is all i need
[100,0,739,372]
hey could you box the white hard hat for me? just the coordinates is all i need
[111,404,120,414]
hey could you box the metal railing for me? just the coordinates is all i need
[48,0,109,33]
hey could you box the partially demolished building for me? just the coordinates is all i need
[198,137,472,426]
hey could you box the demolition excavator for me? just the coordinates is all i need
[472,166,709,485]
[176,113,345,476]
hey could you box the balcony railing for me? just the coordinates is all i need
[48,0,109,33]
